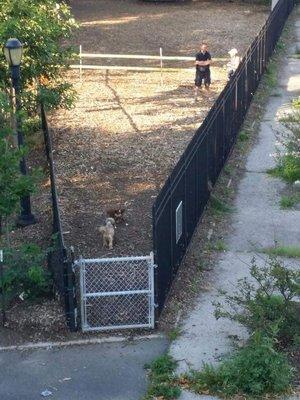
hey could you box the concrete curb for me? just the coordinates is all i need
[0,332,165,352]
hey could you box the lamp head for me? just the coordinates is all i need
[4,38,23,67]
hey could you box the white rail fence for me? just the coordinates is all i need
[70,45,227,84]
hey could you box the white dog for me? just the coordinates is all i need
[98,218,115,250]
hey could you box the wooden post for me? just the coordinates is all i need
[160,47,163,86]
[79,45,82,81]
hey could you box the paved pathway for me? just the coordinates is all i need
[0,337,168,400]
[170,12,300,400]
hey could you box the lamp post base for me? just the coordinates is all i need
[16,213,36,227]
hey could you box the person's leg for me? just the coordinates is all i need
[204,69,211,89]
[194,72,202,101]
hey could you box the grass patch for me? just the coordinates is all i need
[210,195,233,215]
[280,194,300,209]
[143,354,181,400]
[267,155,300,183]
[167,328,181,341]
[292,96,300,108]
[208,240,228,252]
[264,62,277,88]
[263,245,300,258]
[238,130,250,142]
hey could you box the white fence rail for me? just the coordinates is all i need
[70,46,227,82]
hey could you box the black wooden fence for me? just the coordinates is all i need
[153,0,295,312]
[41,105,77,331]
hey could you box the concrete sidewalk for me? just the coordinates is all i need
[0,336,168,400]
[170,12,300,400]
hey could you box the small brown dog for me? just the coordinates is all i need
[98,218,115,250]
[106,207,125,223]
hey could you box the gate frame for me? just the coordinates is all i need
[74,253,156,332]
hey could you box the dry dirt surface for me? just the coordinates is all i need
[49,0,269,259]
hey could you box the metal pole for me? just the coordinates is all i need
[11,65,36,227]
[0,250,5,326]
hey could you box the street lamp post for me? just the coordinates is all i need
[4,38,36,227]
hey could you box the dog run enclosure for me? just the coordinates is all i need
[44,0,294,331]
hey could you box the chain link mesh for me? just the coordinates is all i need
[78,256,154,331]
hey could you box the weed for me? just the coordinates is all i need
[238,130,250,142]
[268,155,300,183]
[263,245,300,258]
[264,62,277,88]
[210,196,233,215]
[208,240,228,252]
[224,164,234,176]
[168,328,181,341]
[292,96,300,107]
[271,101,300,183]
[280,194,300,209]
[143,354,181,400]
[222,186,233,198]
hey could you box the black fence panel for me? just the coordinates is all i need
[41,105,77,331]
[153,0,295,312]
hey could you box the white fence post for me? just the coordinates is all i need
[79,45,82,81]
[160,47,163,86]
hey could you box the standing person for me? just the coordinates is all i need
[227,48,240,80]
[194,43,212,101]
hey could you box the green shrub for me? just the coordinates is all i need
[1,243,53,303]
[186,334,293,397]
[214,257,300,346]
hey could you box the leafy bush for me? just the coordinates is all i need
[186,334,293,397]
[0,0,78,111]
[0,94,38,233]
[1,243,53,304]
[214,257,300,346]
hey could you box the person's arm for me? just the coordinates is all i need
[195,54,202,66]
[204,53,212,66]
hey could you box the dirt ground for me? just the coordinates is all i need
[49,0,269,259]
[0,0,270,346]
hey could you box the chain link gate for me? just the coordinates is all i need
[74,253,156,332]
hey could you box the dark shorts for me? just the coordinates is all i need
[195,69,211,87]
